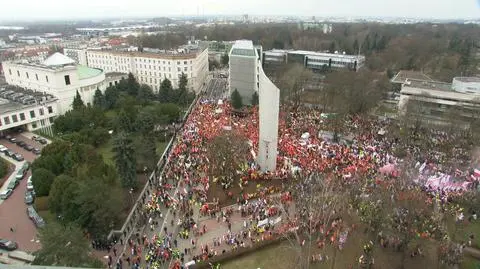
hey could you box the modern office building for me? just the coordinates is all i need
[395,71,480,126]
[263,49,365,71]
[229,40,280,172]
[2,53,125,121]
[85,44,209,93]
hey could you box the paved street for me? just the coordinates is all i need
[0,133,48,253]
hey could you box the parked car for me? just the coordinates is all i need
[22,162,30,171]
[15,169,26,180]
[24,144,34,151]
[24,192,34,204]
[27,179,34,192]
[0,239,18,251]
[4,150,15,157]
[0,145,7,153]
[27,206,45,228]
[16,141,26,147]
[0,189,12,200]
[5,135,12,141]
[38,139,48,145]
[7,180,18,190]
[32,148,41,155]
[9,137,17,143]
[13,153,24,161]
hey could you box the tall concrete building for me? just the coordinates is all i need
[229,40,280,172]
[228,40,263,105]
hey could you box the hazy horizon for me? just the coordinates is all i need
[0,0,479,22]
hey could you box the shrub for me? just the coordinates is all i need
[35,196,49,211]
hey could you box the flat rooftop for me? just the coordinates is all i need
[76,65,103,80]
[455,77,480,83]
[0,97,57,114]
[230,40,256,57]
[264,49,365,60]
[106,72,128,78]
[391,70,434,84]
[405,79,453,92]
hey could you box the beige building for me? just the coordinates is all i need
[85,46,209,93]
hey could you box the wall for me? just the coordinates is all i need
[258,66,280,172]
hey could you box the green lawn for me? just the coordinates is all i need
[462,256,480,269]
[97,139,114,166]
[156,141,168,157]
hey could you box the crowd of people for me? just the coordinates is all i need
[110,96,479,269]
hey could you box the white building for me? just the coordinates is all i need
[2,53,125,129]
[263,49,365,71]
[64,48,88,65]
[85,45,209,93]
[397,75,480,125]
[0,86,58,133]
[229,40,280,172]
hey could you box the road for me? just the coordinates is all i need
[205,78,228,101]
[0,132,48,253]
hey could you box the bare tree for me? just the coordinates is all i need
[275,173,348,269]
[205,131,250,190]
[275,63,314,107]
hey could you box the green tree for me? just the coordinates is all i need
[231,89,243,109]
[221,53,229,66]
[0,158,9,179]
[353,39,359,54]
[209,59,220,71]
[159,78,173,103]
[126,73,140,96]
[135,135,157,171]
[33,222,102,267]
[48,175,76,214]
[92,88,104,108]
[137,84,154,104]
[112,132,137,188]
[104,86,119,109]
[32,168,56,196]
[135,110,155,136]
[74,179,123,236]
[251,91,259,106]
[72,90,85,110]
[176,73,189,106]
[117,109,135,133]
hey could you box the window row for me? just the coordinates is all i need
[8,69,49,83]
[0,106,54,126]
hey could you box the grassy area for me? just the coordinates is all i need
[38,209,57,225]
[462,256,480,269]
[97,139,114,166]
[222,226,441,269]
[156,141,168,157]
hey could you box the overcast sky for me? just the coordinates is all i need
[1,0,479,21]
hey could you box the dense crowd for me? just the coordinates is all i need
[111,97,479,269]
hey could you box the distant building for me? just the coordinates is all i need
[64,48,88,65]
[394,70,480,126]
[85,44,209,92]
[198,40,234,62]
[263,49,365,71]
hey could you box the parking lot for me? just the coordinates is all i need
[0,133,48,252]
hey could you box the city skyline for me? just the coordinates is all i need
[0,0,479,21]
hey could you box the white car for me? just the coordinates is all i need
[27,181,34,192]
[0,145,7,153]
[0,189,12,200]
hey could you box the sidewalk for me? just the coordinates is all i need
[0,157,24,197]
